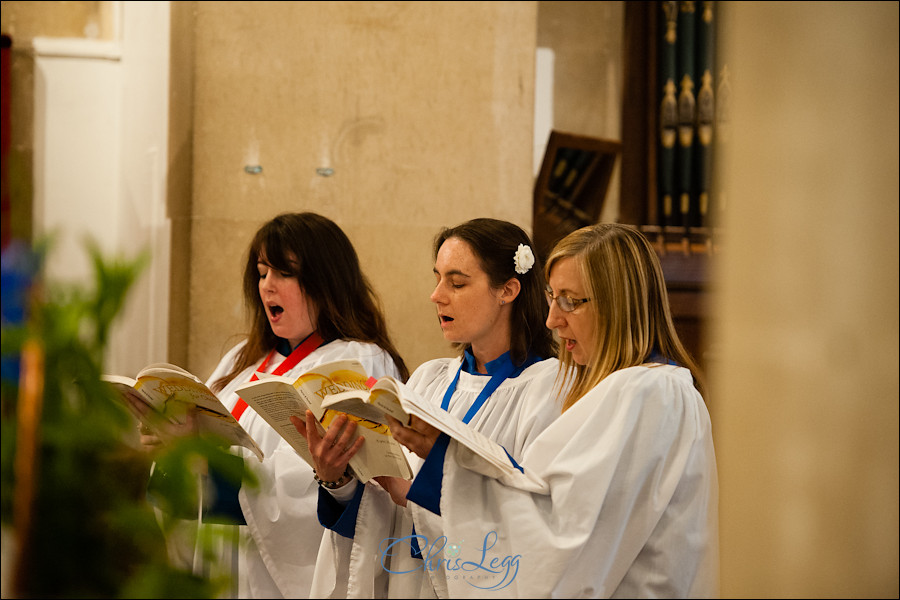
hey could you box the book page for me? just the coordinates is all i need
[320,390,392,425]
[236,360,414,482]
[318,377,411,426]
[321,410,412,482]
[139,362,199,381]
[234,376,316,465]
[291,359,373,419]
[368,378,413,425]
[391,381,516,476]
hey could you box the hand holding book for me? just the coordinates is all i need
[384,414,441,460]
[235,359,413,482]
[290,409,365,485]
[316,370,518,477]
[133,398,200,450]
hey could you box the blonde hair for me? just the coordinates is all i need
[545,223,704,411]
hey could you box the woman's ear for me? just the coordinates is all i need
[499,277,522,305]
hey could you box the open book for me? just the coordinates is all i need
[103,363,264,461]
[234,359,413,483]
[320,375,518,478]
[107,359,518,483]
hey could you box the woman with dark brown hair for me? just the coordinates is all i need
[141,212,407,598]
[294,218,563,598]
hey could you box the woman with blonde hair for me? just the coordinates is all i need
[389,223,719,598]
[549,221,705,409]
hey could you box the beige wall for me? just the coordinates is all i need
[711,2,899,597]
[187,1,539,379]
[537,0,623,222]
[0,1,117,40]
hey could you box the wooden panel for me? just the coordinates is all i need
[620,0,658,226]
[532,130,622,262]
[660,250,709,371]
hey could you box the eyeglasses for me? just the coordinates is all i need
[545,288,591,312]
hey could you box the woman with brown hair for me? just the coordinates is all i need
[141,212,407,598]
[294,217,562,598]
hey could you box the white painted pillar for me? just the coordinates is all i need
[32,1,172,377]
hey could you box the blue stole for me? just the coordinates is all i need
[440,350,520,424]
[408,350,538,556]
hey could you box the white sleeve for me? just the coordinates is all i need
[323,478,359,504]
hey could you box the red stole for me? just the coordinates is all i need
[230,332,325,421]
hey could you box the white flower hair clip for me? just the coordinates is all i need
[514,244,535,275]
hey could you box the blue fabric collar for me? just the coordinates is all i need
[445,349,544,425]
[648,349,680,367]
[461,348,540,377]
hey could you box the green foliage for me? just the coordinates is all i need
[0,238,250,598]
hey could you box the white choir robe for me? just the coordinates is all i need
[310,356,563,599]
[411,364,720,598]
[198,339,403,599]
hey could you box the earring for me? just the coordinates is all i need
[500,300,506,305]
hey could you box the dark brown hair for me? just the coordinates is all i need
[213,212,408,391]
[433,218,558,365]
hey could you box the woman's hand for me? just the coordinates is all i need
[374,476,411,507]
[290,410,364,483]
[129,393,163,451]
[386,415,440,459]
[137,421,163,449]
[132,398,198,452]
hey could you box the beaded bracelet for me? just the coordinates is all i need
[313,469,352,490]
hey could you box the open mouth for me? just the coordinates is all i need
[268,304,284,318]
[439,315,454,323]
